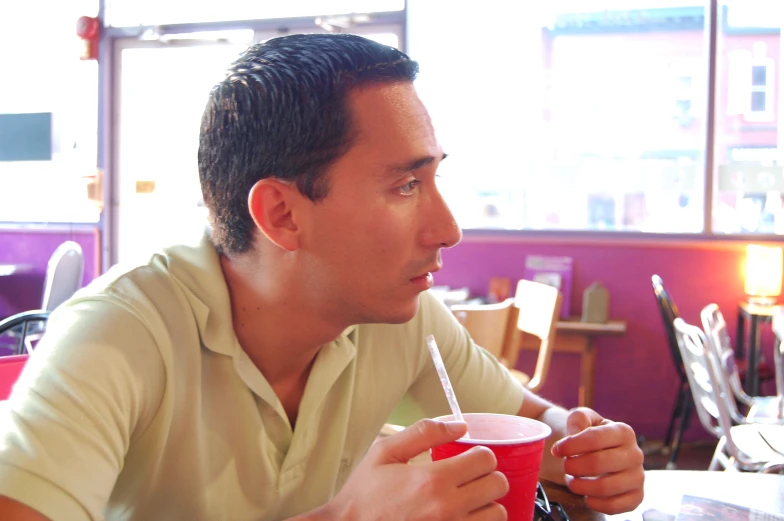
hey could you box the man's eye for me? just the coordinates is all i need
[399,180,421,195]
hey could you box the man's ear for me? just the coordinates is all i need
[248,179,301,251]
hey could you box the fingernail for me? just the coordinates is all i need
[444,421,467,434]
[551,443,562,458]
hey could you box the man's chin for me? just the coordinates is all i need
[363,295,421,325]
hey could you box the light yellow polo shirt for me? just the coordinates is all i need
[0,233,524,521]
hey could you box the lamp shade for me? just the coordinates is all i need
[744,244,783,304]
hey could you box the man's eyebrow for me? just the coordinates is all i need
[387,152,448,174]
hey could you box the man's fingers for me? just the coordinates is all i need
[563,441,644,477]
[376,419,467,464]
[552,408,608,457]
[454,470,509,514]
[468,501,508,521]
[432,445,499,486]
[554,421,635,458]
[566,467,645,498]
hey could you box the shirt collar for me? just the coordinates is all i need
[163,231,235,355]
[164,231,359,355]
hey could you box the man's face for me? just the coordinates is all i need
[296,82,462,324]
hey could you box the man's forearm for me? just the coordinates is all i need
[535,405,570,484]
[515,387,570,484]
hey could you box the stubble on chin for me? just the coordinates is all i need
[357,293,422,325]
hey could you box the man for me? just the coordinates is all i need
[0,34,643,520]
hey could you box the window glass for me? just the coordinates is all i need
[409,1,707,233]
[105,0,403,27]
[0,0,99,223]
[713,0,782,234]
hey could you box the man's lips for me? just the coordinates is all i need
[411,266,441,281]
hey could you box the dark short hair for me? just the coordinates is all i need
[198,33,419,255]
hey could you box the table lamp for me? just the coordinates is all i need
[744,244,783,305]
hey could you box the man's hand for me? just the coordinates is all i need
[550,407,645,514]
[321,419,509,521]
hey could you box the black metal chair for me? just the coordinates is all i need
[0,310,50,356]
[651,274,693,469]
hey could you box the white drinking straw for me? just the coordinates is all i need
[425,335,469,436]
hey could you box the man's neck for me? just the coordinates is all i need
[218,253,346,388]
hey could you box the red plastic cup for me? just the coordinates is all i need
[431,413,552,521]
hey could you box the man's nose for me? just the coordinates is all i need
[421,191,462,249]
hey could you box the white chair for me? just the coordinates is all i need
[769,308,784,420]
[0,311,50,356]
[701,304,783,423]
[41,241,84,311]
[5,242,85,355]
[673,317,784,473]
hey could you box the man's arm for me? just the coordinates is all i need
[0,496,51,521]
[0,300,165,520]
[517,387,645,514]
[515,386,569,482]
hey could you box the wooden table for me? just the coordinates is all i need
[542,470,784,520]
[519,318,627,408]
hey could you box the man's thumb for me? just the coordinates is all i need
[378,419,468,463]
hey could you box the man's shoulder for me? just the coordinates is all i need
[76,255,178,308]
[69,236,219,325]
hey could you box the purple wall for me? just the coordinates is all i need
[0,227,99,318]
[0,227,779,443]
[435,234,780,442]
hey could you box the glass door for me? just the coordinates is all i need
[112,37,249,264]
[111,25,403,265]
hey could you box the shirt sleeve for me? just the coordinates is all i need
[402,292,525,420]
[0,297,165,521]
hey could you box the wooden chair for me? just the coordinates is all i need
[382,281,562,438]
[450,298,517,365]
[451,280,562,393]
[505,279,563,393]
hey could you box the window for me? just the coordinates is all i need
[714,1,782,234]
[410,1,708,233]
[12,0,775,234]
[671,60,698,126]
[0,0,99,224]
[675,76,694,120]
[408,0,781,236]
[748,58,773,120]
